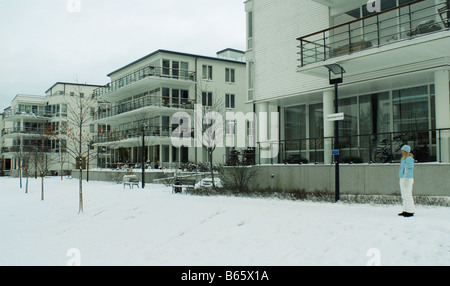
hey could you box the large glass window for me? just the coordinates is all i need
[359,92,391,137]
[393,86,430,134]
[309,103,324,163]
[338,97,358,148]
[285,106,306,143]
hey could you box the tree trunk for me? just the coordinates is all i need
[79,169,83,213]
[209,150,215,188]
[25,174,29,194]
[41,174,44,201]
[19,166,22,189]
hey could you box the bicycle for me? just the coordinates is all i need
[371,133,408,163]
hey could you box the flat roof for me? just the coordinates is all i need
[45,82,104,94]
[107,49,246,77]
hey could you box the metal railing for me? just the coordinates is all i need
[257,128,450,165]
[297,0,449,67]
[2,109,66,119]
[93,65,196,98]
[1,145,55,154]
[94,94,196,121]
[1,127,67,136]
[93,125,176,144]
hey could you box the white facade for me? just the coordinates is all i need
[92,49,248,169]
[246,0,450,164]
[1,82,102,175]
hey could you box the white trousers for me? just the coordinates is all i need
[399,178,415,213]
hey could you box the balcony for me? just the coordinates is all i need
[3,109,67,121]
[94,94,196,123]
[1,145,54,154]
[3,109,52,121]
[2,127,66,138]
[297,1,449,68]
[93,126,177,146]
[93,65,196,98]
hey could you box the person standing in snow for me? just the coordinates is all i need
[398,145,415,217]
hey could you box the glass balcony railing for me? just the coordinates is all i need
[1,145,56,154]
[3,109,67,119]
[2,127,67,137]
[297,1,449,67]
[94,94,196,121]
[93,65,196,98]
[93,126,177,144]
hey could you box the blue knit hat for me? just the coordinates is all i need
[401,145,411,153]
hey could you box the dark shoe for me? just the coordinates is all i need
[403,212,414,217]
[398,212,406,216]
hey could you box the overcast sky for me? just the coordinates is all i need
[0,0,246,109]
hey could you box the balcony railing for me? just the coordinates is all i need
[257,128,450,165]
[93,126,177,144]
[1,145,57,154]
[94,95,196,121]
[2,127,67,137]
[3,109,67,119]
[297,0,449,67]
[93,65,196,98]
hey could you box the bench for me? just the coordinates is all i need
[172,178,196,194]
[123,175,140,189]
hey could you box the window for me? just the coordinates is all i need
[202,65,213,80]
[172,89,179,107]
[359,92,390,138]
[225,94,235,108]
[202,92,213,107]
[226,120,235,135]
[225,68,235,83]
[393,86,430,135]
[162,59,170,76]
[180,62,189,79]
[338,97,358,148]
[248,11,253,49]
[61,104,67,117]
[248,62,254,101]
[163,88,170,106]
[181,90,189,105]
[172,61,179,79]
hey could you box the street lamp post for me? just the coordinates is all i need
[325,64,345,203]
[141,123,148,189]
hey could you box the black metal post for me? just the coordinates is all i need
[334,82,340,203]
[325,64,344,203]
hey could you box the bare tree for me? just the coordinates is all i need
[65,86,98,213]
[27,143,47,200]
[42,123,68,180]
[194,83,225,187]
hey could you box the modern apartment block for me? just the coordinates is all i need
[92,49,247,169]
[1,83,102,175]
[245,0,450,164]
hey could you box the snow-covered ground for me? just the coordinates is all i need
[0,177,449,266]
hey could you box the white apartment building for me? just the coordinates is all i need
[246,0,450,164]
[92,49,248,169]
[1,82,102,175]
